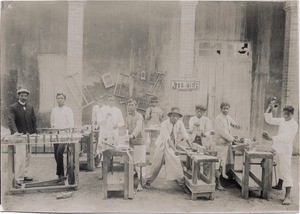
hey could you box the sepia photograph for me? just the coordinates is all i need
[0,0,299,213]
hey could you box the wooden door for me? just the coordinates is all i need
[195,41,251,137]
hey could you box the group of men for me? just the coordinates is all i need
[7,88,298,205]
[8,89,74,186]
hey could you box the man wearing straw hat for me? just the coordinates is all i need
[8,88,36,186]
[145,107,193,190]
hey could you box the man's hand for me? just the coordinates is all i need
[128,134,134,139]
[13,132,22,136]
[262,131,273,141]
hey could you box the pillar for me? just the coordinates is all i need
[178,1,198,114]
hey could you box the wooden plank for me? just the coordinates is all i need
[184,177,215,193]
[10,185,77,194]
[249,170,262,187]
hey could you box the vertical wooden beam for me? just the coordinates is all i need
[242,152,250,198]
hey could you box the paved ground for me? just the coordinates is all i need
[1,153,299,213]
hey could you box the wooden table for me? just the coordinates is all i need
[2,133,82,194]
[102,147,134,199]
[177,143,218,200]
[227,145,274,199]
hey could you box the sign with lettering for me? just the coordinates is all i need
[171,79,200,91]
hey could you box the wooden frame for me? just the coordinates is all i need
[2,133,82,194]
[102,73,115,88]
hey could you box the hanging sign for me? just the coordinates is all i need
[171,78,200,91]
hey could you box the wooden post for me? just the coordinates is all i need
[242,152,250,198]
[102,150,108,199]
[8,145,15,188]
[192,160,199,185]
[74,140,80,187]
[128,150,134,199]
[87,126,95,171]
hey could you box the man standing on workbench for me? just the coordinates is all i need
[8,88,36,186]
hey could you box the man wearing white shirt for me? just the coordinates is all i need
[145,107,193,190]
[214,102,241,190]
[189,105,212,147]
[104,95,125,143]
[263,105,298,205]
[51,93,74,182]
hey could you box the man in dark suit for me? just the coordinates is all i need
[8,88,36,185]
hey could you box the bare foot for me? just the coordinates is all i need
[136,184,143,192]
[282,197,291,205]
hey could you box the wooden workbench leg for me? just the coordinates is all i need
[268,157,273,191]
[242,154,250,199]
[87,131,95,171]
[74,142,80,187]
[209,162,216,184]
[261,158,272,200]
[191,193,197,200]
[124,156,129,199]
[8,145,15,189]
[103,152,108,199]
[128,152,134,199]
[192,161,199,185]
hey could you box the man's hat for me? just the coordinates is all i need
[195,105,206,111]
[16,88,30,95]
[167,107,183,118]
[150,96,159,103]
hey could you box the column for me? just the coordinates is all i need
[281,1,298,120]
[66,1,85,126]
[178,1,198,114]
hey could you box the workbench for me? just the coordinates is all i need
[2,133,82,194]
[177,143,218,200]
[102,147,134,199]
[226,145,274,199]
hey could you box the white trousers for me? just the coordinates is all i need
[15,144,31,181]
[214,144,228,177]
[147,145,183,183]
[277,153,293,187]
[133,145,146,180]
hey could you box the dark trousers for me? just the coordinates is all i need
[54,143,66,176]
[194,136,202,146]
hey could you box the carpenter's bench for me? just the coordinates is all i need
[102,147,134,199]
[227,145,274,200]
[178,143,218,200]
[2,132,82,194]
